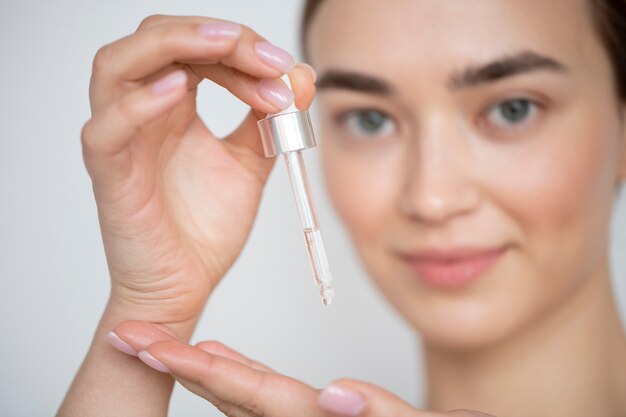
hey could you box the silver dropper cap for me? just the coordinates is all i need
[257,110,317,157]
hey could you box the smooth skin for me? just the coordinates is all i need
[57,14,318,417]
[58,11,490,417]
[60,0,626,415]
[308,0,626,415]
[107,320,493,417]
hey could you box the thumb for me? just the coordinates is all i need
[318,379,495,417]
[222,63,316,184]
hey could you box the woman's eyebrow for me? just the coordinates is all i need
[316,70,393,95]
[449,51,569,89]
[315,51,567,95]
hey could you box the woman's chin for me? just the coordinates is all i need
[365,250,542,352]
[393,287,532,352]
[415,311,517,352]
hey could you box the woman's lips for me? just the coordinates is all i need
[401,246,508,288]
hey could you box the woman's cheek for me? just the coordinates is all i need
[484,103,620,298]
[322,141,404,244]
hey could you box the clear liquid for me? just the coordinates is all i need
[304,228,334,306]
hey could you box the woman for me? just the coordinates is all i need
[57,0,626,416]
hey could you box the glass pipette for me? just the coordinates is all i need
[257,74,334,305]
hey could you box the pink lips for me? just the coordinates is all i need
[402,246,507,288]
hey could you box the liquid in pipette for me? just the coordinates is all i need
[303,227,334,305]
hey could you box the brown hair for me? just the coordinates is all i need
[300,0,626,101]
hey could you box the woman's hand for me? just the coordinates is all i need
[109,321,495,417]
[81,14,316,331]
[58,16,317,417]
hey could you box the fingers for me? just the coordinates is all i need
[91,17,295,110]
[318,380,417,417]
[318,380,494,417]
[106,319,274,373]
[96,19,289,82]
[147,59,316,117]
[218,63,317,183]
[291,63,317,111]
[105,321,180,356]
[167,375,245,417]
[140,339,320,417]
[90,14,316,117]
[132,15,295,77]
[105,323,277,415]
[194,340,274,373]
[106,321,495,417]
[156,59,316,117]
[191,64,295,114]
[81,69,188,194]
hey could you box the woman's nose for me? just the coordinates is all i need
[400,121,481,225]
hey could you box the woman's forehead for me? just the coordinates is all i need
[307,0,597,75]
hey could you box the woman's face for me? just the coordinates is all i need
[308,0,626,349]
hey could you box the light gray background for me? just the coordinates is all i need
[0,1,624,416]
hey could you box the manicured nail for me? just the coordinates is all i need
[318,384,366,416]
[104,331,138,356]
[197,21,241,39]
[257,78,294,110]
[255,41,296,73]
[152,70,187,95]
[138,350,171,373]
[296,62,318,83]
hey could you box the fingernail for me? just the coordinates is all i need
[197,21,241,39]
[255,41,296,73]
[138,350,171,373]
[318,384,366,416]
[296,62,317,83]
[152,70,187,95]
[257,78,294,110]
[104,331,138,356]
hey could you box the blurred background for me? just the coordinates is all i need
[0,1,624,416]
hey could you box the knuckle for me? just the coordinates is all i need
[137,14,167,30]
[157,25,180,49]
[80,118,112,162]
[80,119,98,150]
[138,24,182,57]
[92,45,112,75]
[235,22,253,37]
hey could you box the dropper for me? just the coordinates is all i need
[257,74,334,305]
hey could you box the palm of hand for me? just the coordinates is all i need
[110,321,496,417]
[97,88,272,323]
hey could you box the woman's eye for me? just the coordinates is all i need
[340,109,396,139]
[485,98,539,127]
